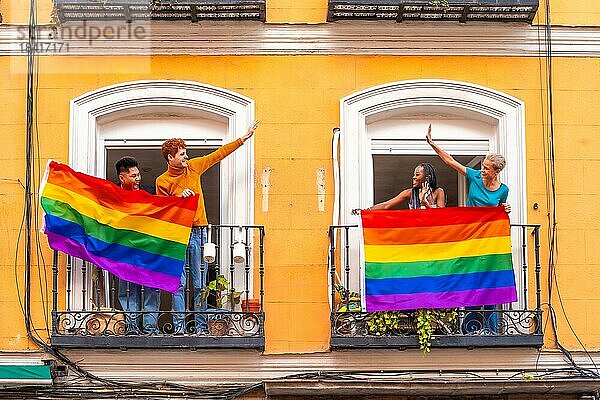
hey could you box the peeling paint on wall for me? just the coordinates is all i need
[261,167,272,212]
[317,167,325,212]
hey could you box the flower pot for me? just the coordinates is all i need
[241,299,260,313]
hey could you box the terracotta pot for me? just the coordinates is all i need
[241,299,261,313]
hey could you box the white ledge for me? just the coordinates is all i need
[1,21,600,56]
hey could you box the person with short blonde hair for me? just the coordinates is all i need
[425,125,510,213]
[485,153,506,172]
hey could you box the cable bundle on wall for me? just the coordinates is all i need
[538,0,599,379]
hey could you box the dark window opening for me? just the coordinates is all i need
[106,146,220,223]
[373,154,481,208]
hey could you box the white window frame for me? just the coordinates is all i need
[67,80,255,310]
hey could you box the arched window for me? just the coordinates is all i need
[336,79,526,307]
[67,80,255,310]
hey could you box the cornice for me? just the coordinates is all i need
[1,21,600,56]
[58,348,600,384]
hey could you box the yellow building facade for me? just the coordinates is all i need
[1,0,599,397]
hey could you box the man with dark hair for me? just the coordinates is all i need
[115,156,141,190]
[156,120,258,334]
[115,156,160,334]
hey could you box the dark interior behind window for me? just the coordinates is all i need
[373,154,479,208]
[106,146,220,224]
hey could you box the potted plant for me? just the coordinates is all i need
[201,275,242,336]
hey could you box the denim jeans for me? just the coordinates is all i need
[118,280,160,334]
[172,227,208,334]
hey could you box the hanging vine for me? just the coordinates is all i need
[415,308,457,354]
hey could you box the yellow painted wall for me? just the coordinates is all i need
[267,0,328,23]
[536,0,600,26]
[1,0,599,25]
[1,54,599,354]
[1,0,54,24]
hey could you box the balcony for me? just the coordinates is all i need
[329,223,543,349]
[327,0,539,23]
[54,0,266,22]
[51,225,265,349]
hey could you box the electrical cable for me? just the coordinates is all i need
[539,0,600,379]
[535,5,552,375]
[14,192,27,319]
[30,31,51,338]
[24,0,37,349]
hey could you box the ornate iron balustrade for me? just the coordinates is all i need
[54,0,266,22]
[329,223,543,348]
[327,0,539,23]
[51,224,265,349]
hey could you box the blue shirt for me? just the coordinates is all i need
[465,167,509,207]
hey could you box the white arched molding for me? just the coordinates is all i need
[69,80,255,226]
[338,79,526,226]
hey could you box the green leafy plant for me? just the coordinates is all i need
[201,274,242,309]
[366,309,457,353]
[415,308,457,354]
[334,284,457,354]
[367,311,413,336]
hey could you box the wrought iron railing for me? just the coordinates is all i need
[54,0,266,22]
[51,224,265,349]
[327,0,539,23]
[329,223,543,348]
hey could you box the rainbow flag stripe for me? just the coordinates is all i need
[362,207,517,311]
[40,161,198,293]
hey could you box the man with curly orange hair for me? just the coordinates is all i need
[156,120,258,334]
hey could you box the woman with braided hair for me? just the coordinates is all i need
[353,162,446,214]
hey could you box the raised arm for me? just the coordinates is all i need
[426,124,466,176]
[192,120,259,171]
[241,120,259,143]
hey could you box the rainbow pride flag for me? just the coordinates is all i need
[362,207,517,311]
[40,161,198,293]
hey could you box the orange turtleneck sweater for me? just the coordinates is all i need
[155,138,243,226]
